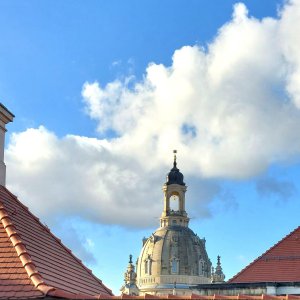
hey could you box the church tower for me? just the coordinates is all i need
[128,151,213,296]
[160,150,189,228]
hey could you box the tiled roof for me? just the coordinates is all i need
[229,226,300,283]
[0,185,112,299]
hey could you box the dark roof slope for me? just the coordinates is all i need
[0,185,112,299]
[229,226,300,283]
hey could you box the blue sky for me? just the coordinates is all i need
[2,0,300,295]
[1,0,279,137]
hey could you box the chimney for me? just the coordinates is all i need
[0,103,14,186]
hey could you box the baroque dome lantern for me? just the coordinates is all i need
[135,151,212,296]
[166,154,185,186]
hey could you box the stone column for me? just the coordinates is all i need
[0,104,14,186]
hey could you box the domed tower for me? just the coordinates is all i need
[136,151,212,296]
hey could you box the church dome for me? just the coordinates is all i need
[134,151,213,295]
[137,225,211,289]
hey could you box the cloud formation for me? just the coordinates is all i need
[6,1,300,227]
[6,126,219,226]
[82,2,300,179]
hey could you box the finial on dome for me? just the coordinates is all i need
[173,150,177,168]
[129,254,133,264]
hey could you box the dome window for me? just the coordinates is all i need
[144,256,152,275]
[198,259,205,276]
[171,257,179,274]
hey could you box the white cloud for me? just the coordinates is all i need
[6,126,219,227]
[112,60,121,67]
[279,0,300,108]
[82,0,300,179]
[6,1,300,227]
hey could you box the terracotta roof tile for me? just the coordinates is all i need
[0,185,112,299]
[229,226,300,283]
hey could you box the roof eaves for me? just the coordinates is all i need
[47,289,96,299]
[3,186,113,296]
[0,202,55,296]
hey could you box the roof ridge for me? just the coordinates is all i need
[0,199,55,296]
[229,226,300,282]
[2,186,113,295]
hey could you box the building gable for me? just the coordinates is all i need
[229,226,300,283]
[0,186,112,299]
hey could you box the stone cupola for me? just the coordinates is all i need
[160,150,189,228]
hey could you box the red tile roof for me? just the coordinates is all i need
[0,185,112,299]
[229,226,300,283]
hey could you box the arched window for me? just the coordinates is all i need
[144,257,152,275]
[198,259,204,275]
[171,257,179,274]
[169,194,179,211]
[203,262,207,276]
